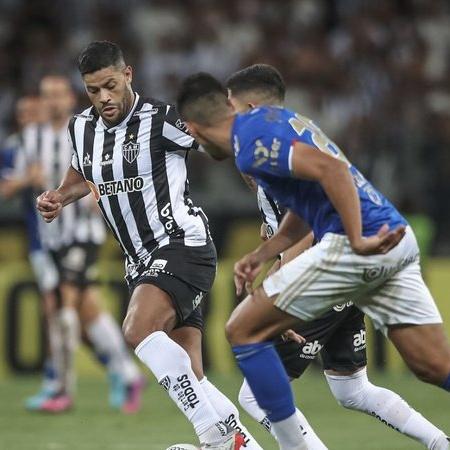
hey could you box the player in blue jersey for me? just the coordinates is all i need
[176,72,450,450]
[228,64,449,450]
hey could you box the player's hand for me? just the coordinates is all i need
[351,224,406,255]
[281,329,306,344]
[36,190,63,223]
[234,252,264,296]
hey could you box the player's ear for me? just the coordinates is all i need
[124,66,133,84]
[184,121,199,138]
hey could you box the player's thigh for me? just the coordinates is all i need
[122,282,177,348]
[124,243,216,348]
[171,326,204,380]
[321,306,367,374]
[225,286,300,345]
[388,323,450,384]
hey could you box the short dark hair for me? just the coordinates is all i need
[226,64,286,102]
[78,41,125,76]
[176,72,229,125]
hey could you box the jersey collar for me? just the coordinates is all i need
[99,92,140,133]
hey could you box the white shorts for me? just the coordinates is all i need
[263,227,442,335]
[29,249,59,293]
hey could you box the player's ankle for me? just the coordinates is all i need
[199,422,232,445]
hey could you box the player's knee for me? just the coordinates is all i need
[225,316,242,345]
[325,371,367,410]
[225,316,258,345]
[122,314,167,349]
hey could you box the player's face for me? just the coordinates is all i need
[83,65,133,127]
[40,77,76,121]
[15,97,44,129]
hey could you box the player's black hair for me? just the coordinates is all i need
[176,72,229,125]
[226,64,286,102]
[78,41,125,76]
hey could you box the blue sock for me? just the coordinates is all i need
[233,342,295,422]
[442,373,450,391]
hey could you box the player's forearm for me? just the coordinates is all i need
[281,231,314,266]
[254,211,310,262]
[56,167,90,206]
[319,160,362,245]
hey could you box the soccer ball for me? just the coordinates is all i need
[165,445,199,450]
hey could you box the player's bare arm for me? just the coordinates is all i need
[36,166,90,222]
[280,231,314,265]
[234,211,309,294]
[290,141,406,256]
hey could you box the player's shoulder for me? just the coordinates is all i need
[71,106,96,126]
[138,96,172,114]
[140,96,190,135]
[233,106,295,170]
[234,107,295,144]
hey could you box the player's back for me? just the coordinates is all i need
[233,106,407,241]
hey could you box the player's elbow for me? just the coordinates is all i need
[318,157,348,184]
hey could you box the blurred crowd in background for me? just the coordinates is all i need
[0,0,449,251]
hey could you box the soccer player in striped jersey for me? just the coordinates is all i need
[36,41,257,450]
[226,64,449,450]
[176,72,450,450]
[4,76,144,413]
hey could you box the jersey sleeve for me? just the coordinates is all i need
[238,131,294,179]
[162,104,199,152]
[68,120,82,174]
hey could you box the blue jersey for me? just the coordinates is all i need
[232,106,407,241]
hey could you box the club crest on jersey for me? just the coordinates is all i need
[122,137,140,163]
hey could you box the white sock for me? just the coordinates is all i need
[272,412,309,450]
[59,307,80,395]
[239,378,327,449]
[86,313,140,383]
[200,377,262,449]
[326,368,448,450]
[135,331,227,445]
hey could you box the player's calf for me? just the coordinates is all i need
[388,324,450,389]
[325,367,449,449]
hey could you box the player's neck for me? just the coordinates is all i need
[206,116,234,156]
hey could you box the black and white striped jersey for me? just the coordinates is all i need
[257,185,284,238]
[15,122,106,251]
[69,93,210,279]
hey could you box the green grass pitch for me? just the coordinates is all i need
[1,370,448,449]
